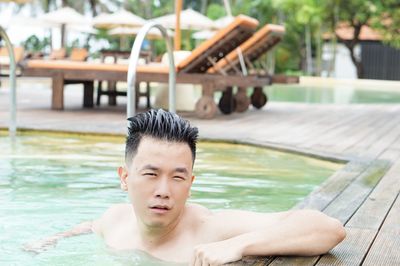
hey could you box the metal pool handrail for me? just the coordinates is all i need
[126,22,176,118]
[0,26,17,138]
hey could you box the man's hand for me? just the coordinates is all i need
[189,238,243,266]
[22,221,93,254]
[22,236,59,254]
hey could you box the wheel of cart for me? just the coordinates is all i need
[218,87,236,114]
[195,96,218,119]
[234,87,250,112]
[250,86,268,109]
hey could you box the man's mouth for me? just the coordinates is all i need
[149,205,171,213]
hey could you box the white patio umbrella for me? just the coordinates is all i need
[39,7,90,47]
[108,26,174,50]
[151,8,215,31]
[0,0,31,2]
[192,16,234,40]
[92,9,146,29]
[108,26,173,40]
[192,30,215,40]
[213,15,234,29]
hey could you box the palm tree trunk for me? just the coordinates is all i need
[200,0,208,14]
[305,24,313,75]
[315,24,322,76]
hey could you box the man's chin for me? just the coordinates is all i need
[146,220,168,228]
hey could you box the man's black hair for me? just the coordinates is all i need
[125,109,199,166]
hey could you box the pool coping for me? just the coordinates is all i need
[2,127,383,214]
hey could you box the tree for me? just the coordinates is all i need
[258,0,327,75]
[329,0,400,78]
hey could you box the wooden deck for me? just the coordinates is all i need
[0,77,399,265]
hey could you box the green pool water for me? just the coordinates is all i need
[265,83,400,104]
[0,132,342,265]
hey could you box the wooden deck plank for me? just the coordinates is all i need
[271,109,355,145]
[316,227,376,266]
[269,151,398,266]
[226,256,273,266]
[346,161,400,230]
[268,256,318,266]
[321,109,391,154]
[364,122,400,159]
[298,107,376,148]
[266,160,386,266]
[271,108,351,143]
[322,160,390,224]
[344,112,400,157]
[362,192,400,265]
[295,160,372,211]
[255,107,325,141]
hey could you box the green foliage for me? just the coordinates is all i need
[206,3,226,19]
[33,0,400,76]
[93,28,120,51]
[22,35,50,52]
[369,0,400,48]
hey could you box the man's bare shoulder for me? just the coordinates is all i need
[92,203,134,236]
[100,203,133,221]
[184,203,214,229]
[186,203,213,215]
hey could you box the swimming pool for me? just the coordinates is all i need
[0,132,342,265]
[265,82,400,104]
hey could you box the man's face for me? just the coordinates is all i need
[119,136,194,229]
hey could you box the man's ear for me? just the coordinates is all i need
[188,175,195,198]
[118,166,128,191]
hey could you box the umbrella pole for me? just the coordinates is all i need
[174,0,182,51]
[61,24,66,48]
[223,0,232,17]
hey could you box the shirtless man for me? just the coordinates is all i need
[25,109,346,265]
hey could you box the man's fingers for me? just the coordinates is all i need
[194,256,202,266]
[188,255,195,266]
[203,258,212,266]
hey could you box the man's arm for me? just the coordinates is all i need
[190,209,346,265]
[23,221,94,253]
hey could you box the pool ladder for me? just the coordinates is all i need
[0,26,17,138]
[126,22,176,118]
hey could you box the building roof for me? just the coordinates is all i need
[324,23,382,41]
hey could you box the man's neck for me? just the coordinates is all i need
[137,211,185,250]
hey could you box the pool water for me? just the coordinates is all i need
[265,83,400,104]
[0,132,342,265]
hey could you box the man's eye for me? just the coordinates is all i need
[173,176,185,181]
[144,173,156,177]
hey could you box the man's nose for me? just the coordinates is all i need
[154,177,171,198]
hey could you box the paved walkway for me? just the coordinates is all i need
[1,77,399,265]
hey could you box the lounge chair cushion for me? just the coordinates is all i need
[177,15,259,73]
[24,60,170,74]
[0,46,25,64]
[208,24,285,74]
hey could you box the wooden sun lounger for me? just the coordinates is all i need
[205,24,291,114]
[207,24,285,75]
[21,60,270,118]
[21,15,271,118]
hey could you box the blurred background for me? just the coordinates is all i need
[0,0,399,80]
